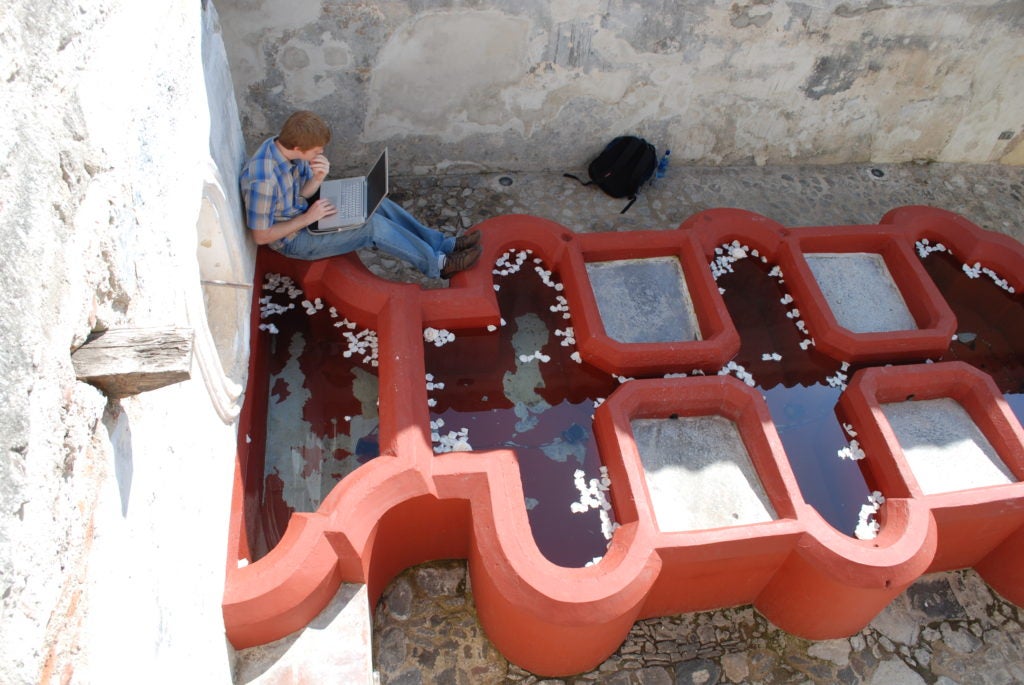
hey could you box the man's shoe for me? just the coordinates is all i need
[454,231,481,251]
[441,245,482,279]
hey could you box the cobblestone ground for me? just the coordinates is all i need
[365,163,1024,684]
[374,561,1024,685]
[365,163,1024,291]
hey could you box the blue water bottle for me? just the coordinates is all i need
[656,149,671,179]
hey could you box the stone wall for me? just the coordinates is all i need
[217,0,1024,175]
[0,2,249,682]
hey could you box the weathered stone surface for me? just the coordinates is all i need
[719,652,748,684]
[868,659,927,685]
[382,576,414,621]
[414,563,465,598]
[907,578,969,621]
[674,658,721,685]
[869,596,921,647]
[373,561,509,684]
[807,639,852,667]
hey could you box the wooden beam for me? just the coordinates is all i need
[72,327,194,397]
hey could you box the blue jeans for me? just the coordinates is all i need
[273,198,456,278]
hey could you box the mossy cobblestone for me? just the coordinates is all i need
[374,562,1024,684]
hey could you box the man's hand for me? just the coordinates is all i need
[305,198,337,223]
[310,154,330,182]
[249,199,337,246]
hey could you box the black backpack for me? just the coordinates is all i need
[564,136,658,213]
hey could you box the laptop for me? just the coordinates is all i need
[308,149,389,233]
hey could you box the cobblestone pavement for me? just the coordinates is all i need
[362,163,1024,289]
[374,562,1024,685]
[364,162,1024,684]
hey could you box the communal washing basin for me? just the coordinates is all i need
[224,206,1024,677]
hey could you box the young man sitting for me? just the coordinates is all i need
[240,111,481,279]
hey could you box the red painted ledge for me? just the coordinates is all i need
[224,207,1024,677]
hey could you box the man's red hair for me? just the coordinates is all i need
[278,111,331,150]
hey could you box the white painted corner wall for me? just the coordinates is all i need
[0,1,253,682]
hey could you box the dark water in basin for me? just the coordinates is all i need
[918,250,1024,423]
[424,254,619,568]
[715,255,871,536]
[249,243,1024,560]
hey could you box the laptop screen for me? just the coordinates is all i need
[365,149,389,217]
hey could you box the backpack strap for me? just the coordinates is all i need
[563,172,592,187]
[568,173,639,213]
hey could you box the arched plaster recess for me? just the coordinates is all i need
[529,13,677,142]
[276,35,353,106]
[940,36,1024,163]
[869,104,930,163]
[193,162,254,423]
[364,11,532,143]
[658,5,874,164]
[216,0,324,86]
[574,5,824,163]
[498,15,637,140]
[217,0,326,134]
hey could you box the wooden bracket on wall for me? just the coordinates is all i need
[72,327,194,397]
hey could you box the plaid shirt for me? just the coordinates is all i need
[239,137,313,234]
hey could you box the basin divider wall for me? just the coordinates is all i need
[775,229,955,362]
[798,230,950,330]
[883,205,1024,292]
[566,231,739,375]
[976,525,1024,605]
[877,207,1024,601]
[433,450,661,677]
[841,361,1024,573]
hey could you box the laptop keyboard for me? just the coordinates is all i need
[335,180,362,216]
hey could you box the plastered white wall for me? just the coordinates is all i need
[0,1,250,682]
